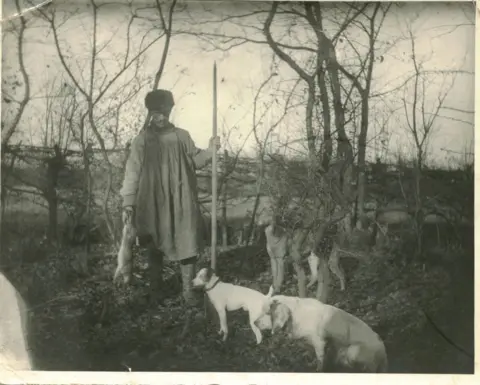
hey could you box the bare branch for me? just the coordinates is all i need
[151,0,177,89]
[441,106,474,115]
[176,30,316,53]
[263,3,313,83]
[331,3,369,43]
[1,0,31,147]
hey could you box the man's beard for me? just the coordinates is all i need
[152,120,169,129]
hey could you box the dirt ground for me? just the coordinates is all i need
[7,222,472,374]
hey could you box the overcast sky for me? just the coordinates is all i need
[2,0,475,167]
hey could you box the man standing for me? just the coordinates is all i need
[120,89,220,320]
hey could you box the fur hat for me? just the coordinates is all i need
[145,89,174,111]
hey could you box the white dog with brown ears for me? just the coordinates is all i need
[192,267,274,345]
[254,289,388,373]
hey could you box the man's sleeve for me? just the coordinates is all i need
[184,131,211,169]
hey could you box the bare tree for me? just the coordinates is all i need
[1,0,31,148]
[336,3,392,228]
[175,2,378,299]
[400,28,456,257]
[246,70,301,245]
[243,71,278,244]
[3,76,82,243]
[1,0,32,218]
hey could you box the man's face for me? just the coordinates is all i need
[151,107,171,128]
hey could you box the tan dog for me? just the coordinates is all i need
[265,223,330,299]
[265,222,376,301]
[192,267,273,344]
[254,292,388,372]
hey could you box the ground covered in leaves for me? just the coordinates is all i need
[2,222,474,373]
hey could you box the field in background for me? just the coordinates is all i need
[0,156,474,373]
[3,153,472,242]
[0,207,473,373]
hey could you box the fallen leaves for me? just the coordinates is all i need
[6,239,464,372]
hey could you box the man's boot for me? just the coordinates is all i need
[179,257,200,337]
[146,242,165,306]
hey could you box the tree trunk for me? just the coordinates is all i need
[356,95,369,229]
[47,193,58,243]
[45,146,64,244]
[317,67,332,170]
[79,144,93,275]
[315,252,330,302]
[305,83,317,162]
[246,150,265,245]
[327,54,354,235]
[413,156,424,257]
[355,4,379,229]
[1,146,18,219]
[1,180,5,220]
[247,197,261,246]
[221,150,228,248]
[1,157,7,220]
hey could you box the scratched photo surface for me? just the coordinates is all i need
[0,0,474,374]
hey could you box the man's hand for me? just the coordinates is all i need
[208,136,221,152]
[122,206,135,225]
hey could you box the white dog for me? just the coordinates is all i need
[192,267,274,344]
[0,272,33,371]
[254,291,388,372]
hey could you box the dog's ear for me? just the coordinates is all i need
[259,297,273,316]
[269,299,280,314]
[271,301,292,334]
[205,266,216,280]
[266,285,274,298]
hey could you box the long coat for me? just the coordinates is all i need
[120,124,210,261]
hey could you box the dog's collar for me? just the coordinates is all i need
[205,277,220,292]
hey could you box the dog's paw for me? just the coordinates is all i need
[218,329,228,342]
[315,361,325,372]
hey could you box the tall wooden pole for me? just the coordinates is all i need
[211,62,218,271]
